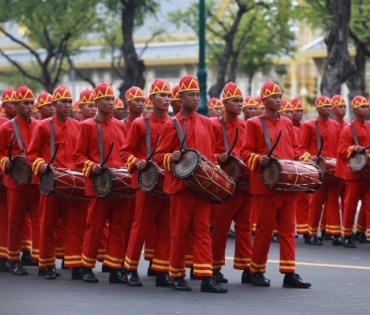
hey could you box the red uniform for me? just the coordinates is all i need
[299,118,342,237]
[0,117,40,262]
[27,115,84,269]
[120,114,171,272]
[0,116,8,261]
[335,120,370,237]
[210,117,253,271]
[241,115,300,274]
[154,112,216,278]
[73,117,128,270]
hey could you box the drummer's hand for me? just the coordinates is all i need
[217,153,228,163]
[135,160,148,170]
[92,164,103,174]
[258,155,270,166]
[354,145,364,154]
[4,159,12,170]
[172,150,182,162]
[39,163,48,174]
[309,156,319,163]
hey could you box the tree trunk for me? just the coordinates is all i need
[320,0,356,97]
[248,72,254,95]
[226,52,238,83]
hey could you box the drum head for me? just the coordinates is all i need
[10,156,32,186]
[349,152,368,172]
[93,167,113,197]
[260,158,282,189]
[137,161,159,192]
[221,156,242,183]
[173,149,200,179]
[39,166,56,195]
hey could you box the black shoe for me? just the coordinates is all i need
[38,268,61,277]
[156,272,172,287]
[228,229,235,239]
[61,259,69,270]
[213,269,228,283]
[20,252,38,266]
[127,270,142,287]
[241,270,252,284]
[172,277,192,291]
[272,235,279,243]
[355,232,370,243]
[82,267,99,283]
[306,236,323,245]
[71,267,83,280]
[44,266,57,280]
[0,258,11,273]
[190,267,201,280]
[201,277,228,293]
[343,237,357,248]
[147,260,157,277]
[320,231,333,241]
[251,272,270,287]
[332,236,343,246]
[109,269,128,284]
[11,262,28,275]
[283,273,311,288]
[101,264,111,273]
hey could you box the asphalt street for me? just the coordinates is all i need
[0,236,369,315]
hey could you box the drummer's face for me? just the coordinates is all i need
[17,100,34,119]
[181,91,200,111]
[151,93,170,112]
[317,105,331,118]
[81,103,97,119]
[127,98,144,115]
[332,105,346,118]
[96,96,114,115]
[292,110,303,123]
[55,99,72,117]
[225,97,243,115]
[262,94,282,112]
[242,106,257,120]
[354,105,369,119]
[280,110,293,120]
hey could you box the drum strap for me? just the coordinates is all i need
[172,117,188,150]
[259,116,272,153]
[49,118,55,161]
[94,119,104,164]
[11,118,25,154]
[314,119,322,154]
[143,117,151,159]
[349,124,359,145]
[219,117,230,153]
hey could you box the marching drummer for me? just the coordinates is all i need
[113,97,124,120]
[170,84,181,116]
[120,81,172,288]
[207,98,223,118]
[153,74,228,293]
[0,85,40,276]
[27,86,84,280]
[254,96,265,116]
[78,89,97,121]
[72,101,82,121]
[241,80,311,288]
[143,97,154,117]
[37,92,55,120]
[122,86,145,129]
[242,96,257,121]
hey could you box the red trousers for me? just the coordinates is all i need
[342,179,370,237]
[250,191,296,274]
[123,198,135,257]
[55,219,65,259]
[124,191,170,272]
[252,196,257,233]
[212,189,253,270]
[82,197,126,270]
[308,181,343,236]
[169,188,212,279]
[21,213,32,252]
[357,204,367,233]
[0,189,7,259]
[39,194,84,269]
[296,192,309,234]
[185,233,194,268]
[144,225,156,261]
[7,188,40,262]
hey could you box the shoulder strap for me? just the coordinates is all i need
[349,124,359,146]
[258,116,272,153]
[49,118,55,161]
[11,118,25,153]
[314,119,322,154]
[143,117,151,159]
[219,117,230,153]
[94,118,104,164]
[172,117,188,150]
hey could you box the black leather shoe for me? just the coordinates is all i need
[190,267,202,280]
[127,270,142,287]
[147,260,157,277]
[172,277,192,291]
[38,268,61,277]
[201,277,228,293]
[109,269,128,284]
[20,252,38,266]
[82,267,99,283]
[213,269,228,283]
[272,235,279,243]
[332,236,343,246]
[343,237,356,248]
[306,236,323,245]
[44,266,57,280]
[321,231,333,241]
[71,267,83,280]
[101,264,111,273]
[283,273,311,288]
[156,272,172,287]
[0,258,11,273]
[241,269,252,284]
[11,262,28,275]
[355,232,370,243]
[61,259,69,270]
[251,272,270,287]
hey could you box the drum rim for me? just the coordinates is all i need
[220,155,243,183]
[10,155,32,186]
[92,166,113,198]
[260,157,282,189]
[39,165,56,195]
[137,161,160,192]
[173,149,201,179]
[348,151,368,172]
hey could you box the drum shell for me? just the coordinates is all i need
[221,156,250,192]
[348,152,370,180]
[318,157,342,183]
[137,162,168,199]
[10,156,32,186]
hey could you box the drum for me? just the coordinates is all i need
[220,156,250,191]
[39,166,88,202]
[349,151,370,180]
[10,156,32,185]
[137,161,168,199]
[260,158,323,193]
[173,149,235,204]
[93,167,135,199]
[317,157,342,183]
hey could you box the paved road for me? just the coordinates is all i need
[0,237,369,315]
